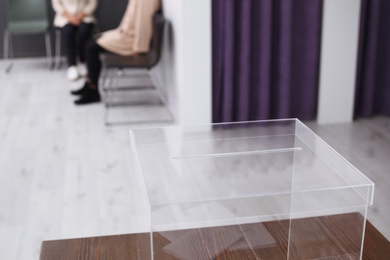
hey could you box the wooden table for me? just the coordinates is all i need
[40,214,390,260]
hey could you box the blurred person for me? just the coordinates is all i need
[52,0,97,80]
[72,0,160,105]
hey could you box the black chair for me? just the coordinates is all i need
[100,13,172,125]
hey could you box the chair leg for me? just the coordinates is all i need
[103,67,113,126]
[4,31,13,73]
[3,31,8,60]
[103,68,174,126]
[55,29,61,69]
[45,32,53,70]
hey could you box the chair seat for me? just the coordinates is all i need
[8,20,48,34]
[101,13,163,69]
[101,51,158,69]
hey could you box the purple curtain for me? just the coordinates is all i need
[212,0,323,123]
[355,0,390,117]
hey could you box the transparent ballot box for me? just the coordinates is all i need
[130,119,375,260]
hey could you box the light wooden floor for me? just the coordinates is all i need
[0,58,389,260]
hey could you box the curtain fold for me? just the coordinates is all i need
[212,0,323,123]
[355,0,390,117]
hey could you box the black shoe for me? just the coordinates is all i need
[71,82,89,96]
[74,88,101,105]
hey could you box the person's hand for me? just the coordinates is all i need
[69,16,81,26]
[62,11,81,26]
[76,12,86,21]
[71,12,86,26]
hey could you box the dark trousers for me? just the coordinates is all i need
[61,22,95,66]
[86,40,109,85]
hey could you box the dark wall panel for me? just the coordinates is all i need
[0,0,128,58]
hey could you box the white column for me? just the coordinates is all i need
[179,0,212,125]
[317,0,362,124]
[155,0,212,125]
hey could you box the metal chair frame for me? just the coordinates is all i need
[100,14,173,126]
[54,28,62,70]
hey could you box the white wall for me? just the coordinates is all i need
[153,0,212,125]
[152,0,182,123]
[317,0,362,124]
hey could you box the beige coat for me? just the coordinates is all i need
[96,0,160,56]
[52,0,97,27]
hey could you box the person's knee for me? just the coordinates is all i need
[87,39,96,49]
[86,39,100,56]
[62,24,76,38]
[78,23,94,40]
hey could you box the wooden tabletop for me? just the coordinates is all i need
[40,214,390,260]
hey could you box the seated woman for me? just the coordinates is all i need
[72,0,161,105]
[52,0,97,81]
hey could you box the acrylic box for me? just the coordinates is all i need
[130,119,374,260]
